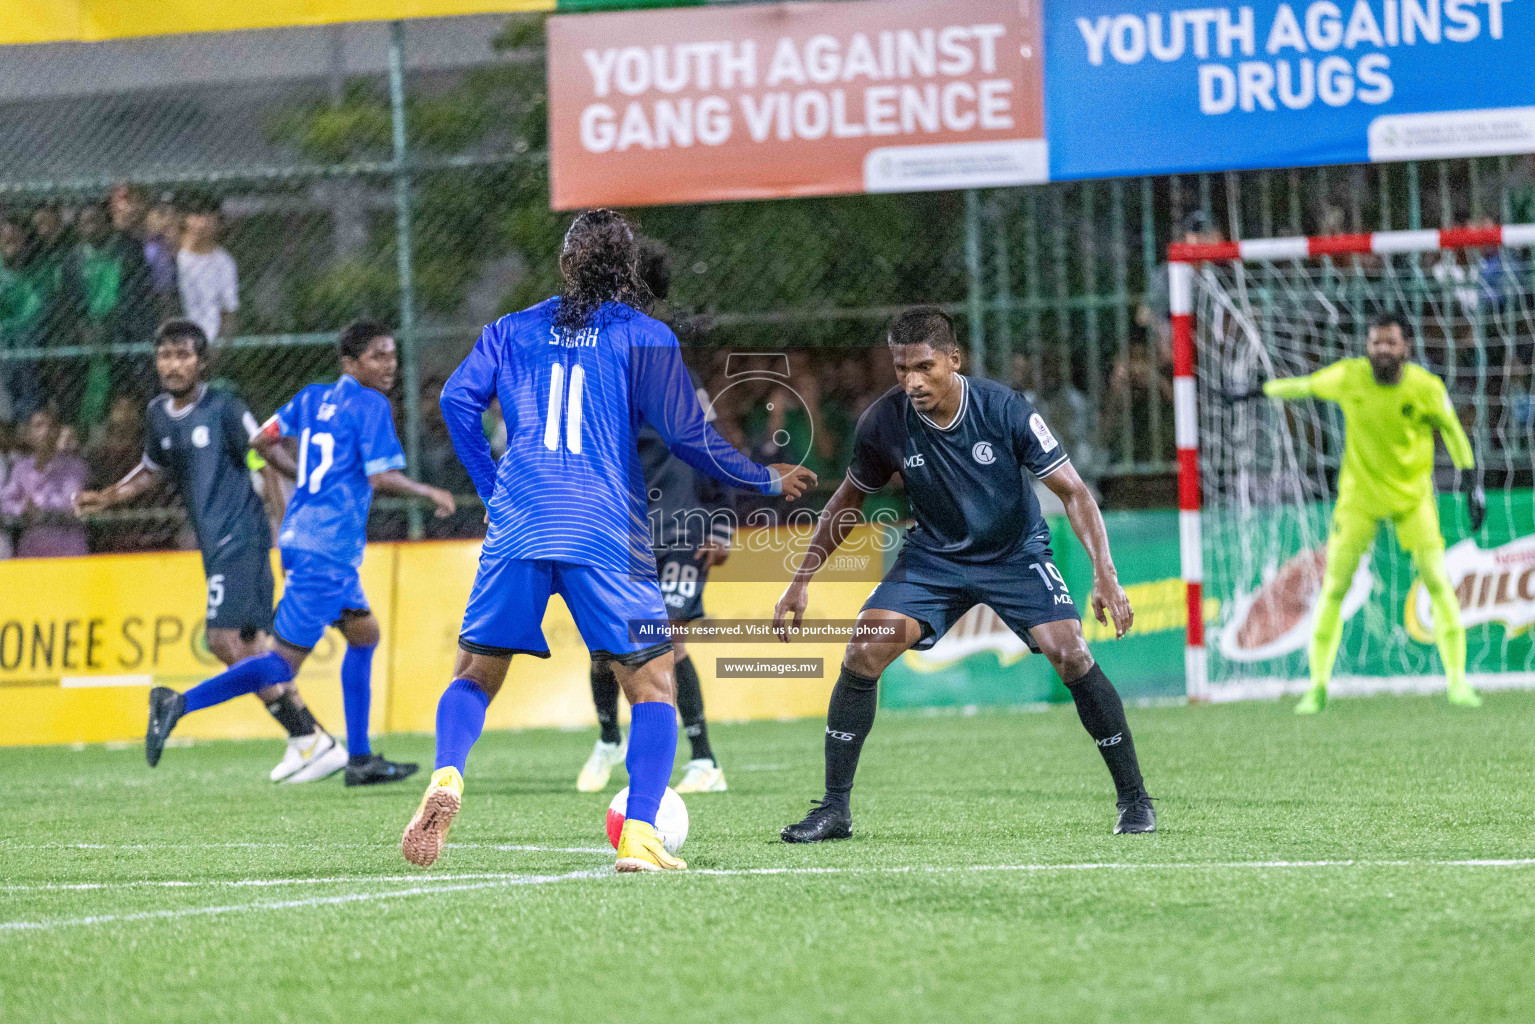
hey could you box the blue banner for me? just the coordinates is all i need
[1044,0,1535,180]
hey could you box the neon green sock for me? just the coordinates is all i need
[1309,589,1345,691]
[1417,546,1467,690]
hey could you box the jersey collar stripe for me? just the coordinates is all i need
[1035,453,1071,479]
[845,470,882,493]
[915,375,969,433]
[139,453,161,473]
[163,384,208,421]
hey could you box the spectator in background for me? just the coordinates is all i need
[0,215,46,422]
[0,405,88,558]
[0,419,13,557]
[63,201,155,427]
[85,393,144,488]
[177,194,238,343]
[142,194,182,317]
[28,203,69,324]
[1103,335,1176,468]
[1138,210,1225,367]
[1011,348,1100,515]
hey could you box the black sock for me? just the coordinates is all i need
[264,691,318,738]
[1064,664,1147,802]
[590,659,622,745]
[823,665,879,810]
[673,655,714,764]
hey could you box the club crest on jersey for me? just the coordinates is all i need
[971,441,995,465]
[191,425,211,448]
[1029,413,1058,452]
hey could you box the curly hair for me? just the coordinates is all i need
[553,209,650,336]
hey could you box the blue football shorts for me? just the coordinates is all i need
[273,548,370,650]
[459,556,672,666]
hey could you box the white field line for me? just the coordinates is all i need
[0,841,610,855]
[0,870,608,933]
[4,858,1533,933]
[0,871,577,893]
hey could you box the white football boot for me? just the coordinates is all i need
[674,758,727,794]
[278,731,349,784]
[576,738,626,792]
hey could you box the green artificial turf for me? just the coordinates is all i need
[2,691,1533,1024]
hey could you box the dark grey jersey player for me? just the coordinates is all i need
[76,318,346,784]
[774,306,1155,841]
[578,238,735,797]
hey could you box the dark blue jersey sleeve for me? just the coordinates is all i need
[219,392,259,468]
[629,328,777,495]
[441,327,500,503]
[845,392,903,493]
[1008,392,1071,480]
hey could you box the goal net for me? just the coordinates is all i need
[1173,226,1535,701]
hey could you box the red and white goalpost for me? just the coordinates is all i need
[1170,224,1535,702]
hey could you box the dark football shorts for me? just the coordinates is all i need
[861,548,1079,653]
[656,548,710,623]
[203,543,276,640]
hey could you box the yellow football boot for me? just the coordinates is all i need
[401,766,463,868]
[614,819,687,873]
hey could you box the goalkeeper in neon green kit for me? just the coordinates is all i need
[1261,312,1485,713]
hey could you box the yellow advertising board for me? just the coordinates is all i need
[1,530,880,748]
[1,1,555,47]
[0,547,396,746]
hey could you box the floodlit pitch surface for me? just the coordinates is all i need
[3,693,1533,1024]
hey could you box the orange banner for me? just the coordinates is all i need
[547,0,1047,209]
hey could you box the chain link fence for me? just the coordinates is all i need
[1,13,1532,556]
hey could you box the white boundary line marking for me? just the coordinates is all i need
[0,841,611,854]
[0,871,572,893]
[4,858,1533,933]
[0,870,609,933]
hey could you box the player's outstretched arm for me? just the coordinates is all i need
[440,333,501,504]
[773,478,867,642]
[1426,383,1483,531]
[1042,462,1133,639]
[369,470,457,519]
[75,459,162,516]
[632,332,815,498]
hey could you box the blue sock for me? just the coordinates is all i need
[341,644,376,758]
[434,678,490,773]
[182,651,294,714]
[624,701,677,827]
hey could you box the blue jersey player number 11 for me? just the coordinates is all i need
[402,210,817,874]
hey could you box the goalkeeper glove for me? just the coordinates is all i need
[1219,380,1268,403]
[1464,481,1487,533]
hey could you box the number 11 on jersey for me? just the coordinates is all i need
[544,362,586,454]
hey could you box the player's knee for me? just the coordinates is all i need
[341,613,380,649]
[1320,570,1354,603]
[671,635,689,662]
[1042,636,1094,683]
[1058,647,1096,684]
[843,640,897,679]
[204,630,240,666]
